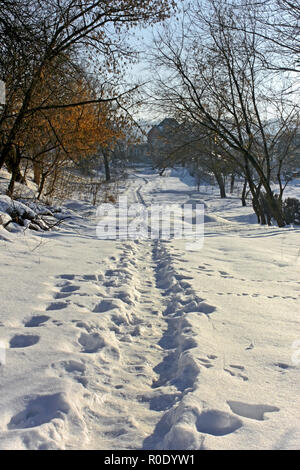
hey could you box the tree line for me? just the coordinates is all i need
[0,0,176,199]
[147,0,300,227]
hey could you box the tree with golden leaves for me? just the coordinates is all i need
[19,67,127,198]
[0,0,178,184]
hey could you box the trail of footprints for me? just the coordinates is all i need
[140,243,281,449]
[7,241,283,448]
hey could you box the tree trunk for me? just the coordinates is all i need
[244,168,266,224]
[5,146,24,182]
[265,191,285,227]
[33,161,41,186]
[23,159,30,181]
[6,146,24,197]
[244,151,285,227]
[0,63,47,170]
[241,178,247,206]
[37,173,47,199]
[252,194,266,225]
[230,173,235,194]
[103,149,111,182]
[215,172,226,198]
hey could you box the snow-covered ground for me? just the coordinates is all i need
[0,167,300,450]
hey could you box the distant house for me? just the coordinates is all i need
[147,118,179,146]
[147,118,180,169]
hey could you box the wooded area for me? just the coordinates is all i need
[147,0,300,226]
[0,0,175,198]
[1,0,300,226]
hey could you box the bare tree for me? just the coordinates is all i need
[148,0,300,226]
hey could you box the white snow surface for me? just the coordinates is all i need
[0,167,300,450]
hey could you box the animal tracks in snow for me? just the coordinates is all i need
[11,237,284,451]
[215,291,298,301]
[4,172,296,451]
[224,365,249,382]
[10,227,287,450]
[197,264,300,300]
[198,356,217,369]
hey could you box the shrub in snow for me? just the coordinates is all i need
[258,191,281,222]
[258,191,290,226]
[283,197,300,225]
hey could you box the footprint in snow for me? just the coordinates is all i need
[46,301,68,311]
[51,359,88,387]
[198,302,216,315]
[93,298,124,313]
[54,285,80,299]
[78,332,106,353]
[196,409,243,436]
[82,274,98,281]
[60,285,80,293]
[230,364,245,371]
[60,360,86,374]
[198,354,218,368]
[148,392,182,412]
[24,315,50,327]
[54,292,71,299]
[10,334,40,348]
[7,393,70,429]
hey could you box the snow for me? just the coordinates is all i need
[0,195,36,220]
[0,167,300,450]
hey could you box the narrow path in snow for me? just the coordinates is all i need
[76,237,215,449]
[75,173,211,448]
[64,173,217,448]
[2,169,300,450]
[53,238,168,449]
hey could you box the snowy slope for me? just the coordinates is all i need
[0,168,299,450]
